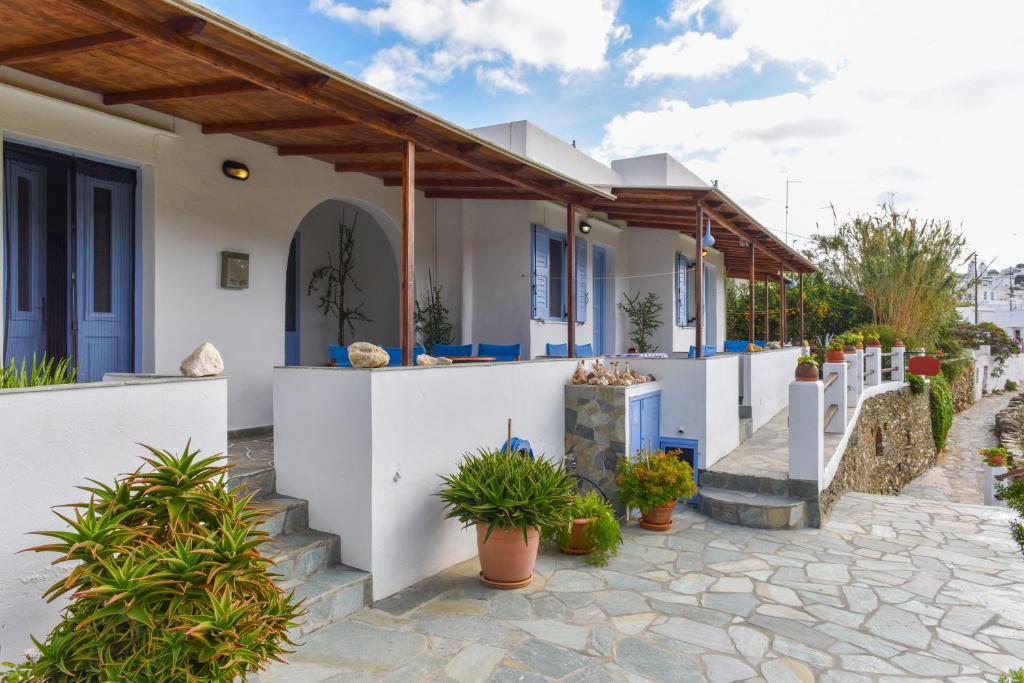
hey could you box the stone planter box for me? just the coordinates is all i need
[565,382,661,515]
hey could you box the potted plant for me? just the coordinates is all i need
[438,448,573,588]
[795,356,820,381]
[838,332,859,353]
[981,447,1014,469]
[826,340,846,363]
[544,491,622,566]
[616,450,697,531]
[893,339,906,348]
[865,332,881,347]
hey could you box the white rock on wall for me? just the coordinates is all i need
[349,342,389,368]
[180,342,224,377]
[417,354,453,366]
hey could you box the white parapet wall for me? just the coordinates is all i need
[740,347,804,432]
[629,354,740,470]
[272,359,579,602]
[0,375,227,657]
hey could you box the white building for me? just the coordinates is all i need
[958,263,1024,346]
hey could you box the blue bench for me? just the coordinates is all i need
[724,339,749,353]
[546,342,594,357]
[329,344,425,367]
[383,345,425,366]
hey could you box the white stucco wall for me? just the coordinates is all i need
[0,376,227,657]
[741,347,804,431]
[273,360,578,601]
[0,73,443,429]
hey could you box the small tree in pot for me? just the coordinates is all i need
[616,450,697,531]
[618,292,663,353]
[438,449,573,588]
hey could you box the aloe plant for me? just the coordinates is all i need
[1,443,302,682]
[0,353,77,389]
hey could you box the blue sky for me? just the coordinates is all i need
[196,1,1024,259]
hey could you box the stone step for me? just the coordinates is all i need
[280,565,372,638]
[228,463,276,499]
[256,494,308,538]
[699,469,790,496]
[265,529,341,582]
[698,487,807,529]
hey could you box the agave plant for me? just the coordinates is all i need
[1,443,302,682]
[0,353,77,389]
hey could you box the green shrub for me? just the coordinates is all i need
[797,356,819,367]
[618,292,664,353]
[929,373,954,452]
[940,356,972,384]
[907,373,926,395]
[543,491,622,566]
[0,353,77,389]
[854,324,920,351]
[438,449,574,541]
[1007,379,1019,392]
[998,669,1024,683]
[1,444,301,682]
[997,476,1024,556]
[616,450,698,513]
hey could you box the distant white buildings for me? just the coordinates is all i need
[957,262,1024,347]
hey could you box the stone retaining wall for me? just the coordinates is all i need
[819,385,936,518]
[996,393,1024,454]
[948,360,976,413]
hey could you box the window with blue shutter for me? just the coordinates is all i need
[575,237,588,323]
[675,253,688,326]
[532,225,550,320]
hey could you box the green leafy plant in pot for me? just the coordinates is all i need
[438,449,573,588]
[826,339,846,363]
[795,356,819,381]
[616,450,697,531]
[543,491,622,566]
[1,443,302,682]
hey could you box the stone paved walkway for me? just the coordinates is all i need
[899,392,1016,505]
[259,493,1024,682]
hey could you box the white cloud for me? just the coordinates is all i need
[311,0,627,99]
[599,0,1024,257]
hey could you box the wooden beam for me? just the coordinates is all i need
[695,205,704,357]
[103,79,263,105]
[779,266,787,345]
[0,17,205,65]
[334,162,468,173]
[203,116,355,134]
[401,141,415,366]
[699,201,797,271]
[382,178,512,188]
[567,202,577,358]
[612,188,707,201]
[54,0,592,204]
[423,190,547,200]
[764,276,770,343]
[278,143,402,156]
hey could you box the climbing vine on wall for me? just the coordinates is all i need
[929,373,954,452]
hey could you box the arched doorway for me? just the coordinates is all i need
[286,198,400,366]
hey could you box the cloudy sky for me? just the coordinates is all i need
[200,0,1024,263]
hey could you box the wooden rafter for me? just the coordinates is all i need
[202,117,355,134]
[278,143,403,156]
[381,178,512,188]
[103,79,264,105]
[423,190,547,200]
[335,162,469,173]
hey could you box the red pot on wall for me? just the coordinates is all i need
[826,350,846,362]
[795,364,819,381]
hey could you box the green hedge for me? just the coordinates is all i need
[939,356,972,384]
[929,373,954,452]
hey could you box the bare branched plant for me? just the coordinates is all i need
[308,209,371,346]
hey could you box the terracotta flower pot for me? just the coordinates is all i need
[855,342,864,349]
[639,500,677,531]
[844,344,856,353]
[795,364,819,381]
[986,454,1005,467]
[826,349,845,362]
[867,340,881,347]
[475,524,539,589]
[560,517,596,556]
[893,340,905,347]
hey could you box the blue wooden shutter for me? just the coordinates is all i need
[575,237,588,323]
[675,253,687,326]
[532,225,549,320]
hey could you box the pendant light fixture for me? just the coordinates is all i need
[702,218,715,248]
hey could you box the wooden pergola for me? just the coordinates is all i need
[590,187,816,355]
[1,0,813,363]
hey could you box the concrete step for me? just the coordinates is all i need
[280,565,372,637]
[228,463,276,499]
[265,529,341,582]
[699,469,790,496]
[256,494,308,538]
[698,487,807,530]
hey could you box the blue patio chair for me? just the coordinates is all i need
[687,345,718,358]
[328,345,351,367]
[754,340,766,348]
[432,343,472,357]
[575,343,594,357]
[477,343,520,362]
[383,345,425,366]
[546,343,569,357]
[724,339,749,353]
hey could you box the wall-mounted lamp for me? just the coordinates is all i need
[578,220,593,235]
[702,218,715,248]
[222,160,250,181]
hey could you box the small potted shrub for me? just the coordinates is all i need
[3,444,302,681]
[826,340,846,363]
[981,447,1014,469]
[438,449,573,588]
[616,450,697,531]
[544,491,622,566]
[865,332,881,347]
[795,356,819,381]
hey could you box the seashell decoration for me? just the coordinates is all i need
[570,358,652,386]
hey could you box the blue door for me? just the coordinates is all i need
[593,245,607,355]
[629,392,662,455]
[3,156,48,367]
[284,233,300,365]
[75,163,135,382]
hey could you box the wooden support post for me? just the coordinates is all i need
[567,202,577,358]
[748,244,756,343]
[694,206,704,357]
[401,141,415,366]
[799,273,805,344]
[779,266,787,346]
[764,275,770,342]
